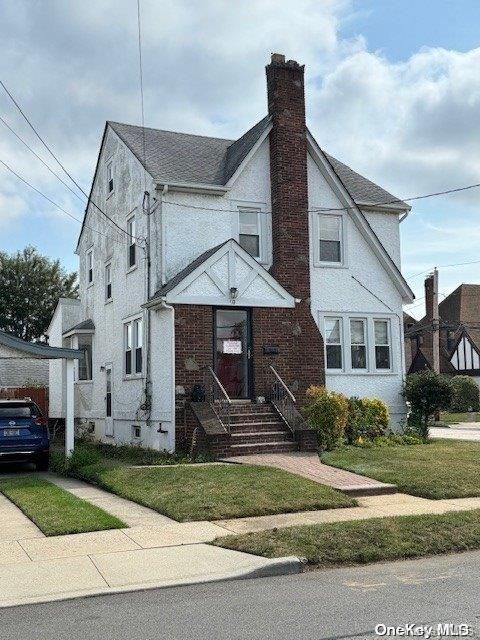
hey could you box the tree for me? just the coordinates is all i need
[0,246,77,342]
[403,371,453,439]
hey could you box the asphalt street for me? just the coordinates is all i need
[3,549,480,640]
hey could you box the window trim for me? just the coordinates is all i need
[105,260,112,303]
[86,247,94,286]
[313,211,347,268]
[123,315,143,378]
[320,313,395,375]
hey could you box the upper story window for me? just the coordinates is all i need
[319,214,343,263]
[105,262,112,302]
[127,215,136,269]
[325,317,342,370]
[78,335,93,381]
[124,317,143,376]
[350,319,367,370]
[374,319,391,370]
[86,248,93,285]
[239,209,261,259]
[106,160,114,195]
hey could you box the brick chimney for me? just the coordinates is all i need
[266,53,309,297]
[264,54,325,398]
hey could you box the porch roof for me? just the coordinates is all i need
[0,329,82,360]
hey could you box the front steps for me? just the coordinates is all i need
[226,402,297,456]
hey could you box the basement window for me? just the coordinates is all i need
[132,425,141,440]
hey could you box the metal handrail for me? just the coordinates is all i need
[207,366,232,405]
[203,366,232,432]
[269,365,296,403]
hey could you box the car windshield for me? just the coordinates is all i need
[0,404,38,418]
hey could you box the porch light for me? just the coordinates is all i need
[229,287,238,303]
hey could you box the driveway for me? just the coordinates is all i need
[430,422,480,441]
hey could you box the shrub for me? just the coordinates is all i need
[303,386,348,451]
[450,376,480,413]
[404,371,453,439]
[49,444,101,475]
[345,397,389,444]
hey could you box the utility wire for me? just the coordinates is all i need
[0,79,141,240]
[0,114,85,204]
[407,258,480,281]
[0,157,127,245]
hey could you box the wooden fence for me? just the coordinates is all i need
[0,387,49,416]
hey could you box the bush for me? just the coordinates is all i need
[303,386,348,451]
[450,376,480,413]
[49,444,101,475]
[404,371,453,439]
[345,397,389,444]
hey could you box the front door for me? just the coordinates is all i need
[105,365,114,437]
[214,309,252,399]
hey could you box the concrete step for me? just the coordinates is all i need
[230,420,288,433]
[229,412,279,423]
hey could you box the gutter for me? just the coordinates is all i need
[155,181,230,196]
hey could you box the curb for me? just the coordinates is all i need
[0,556,304,609]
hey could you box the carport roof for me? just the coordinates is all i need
[0,330,82,359]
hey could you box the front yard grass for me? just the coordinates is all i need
[322,440,480,500]
[77,463,355,522]
[214,510,480,568]
[0,478,126,536]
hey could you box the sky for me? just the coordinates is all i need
[0,0,479,319]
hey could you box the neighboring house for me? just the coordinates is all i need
[405,279,480,386]
[49,54,414,456]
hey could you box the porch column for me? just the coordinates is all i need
[65,358,75,456]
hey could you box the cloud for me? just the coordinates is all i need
[0,0,478,295]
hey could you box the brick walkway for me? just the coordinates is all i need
[222,452,396,496]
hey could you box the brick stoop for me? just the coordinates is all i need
[227,403,297,457]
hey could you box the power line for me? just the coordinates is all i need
[0,156,127,245]
[0,114,85,204]
[0,79,140,240]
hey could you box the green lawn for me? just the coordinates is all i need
[440,411,479,424]
[322,440,480,500]
[0,478,126,536]
[78,463,355,522]
[215,510,480,568]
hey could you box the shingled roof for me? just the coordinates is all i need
[109,117,406,208]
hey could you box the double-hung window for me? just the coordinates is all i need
[374,320,391,369]
[78,336,93,381]
[86,248,93,285]
[325,318,342,370]
[350,319,367,370]
[124,318,143,376]
[127,215,136,269]
[105,262,112,301]
[106,161,114,195]
[319,214,342,263]
[239,209,261,259]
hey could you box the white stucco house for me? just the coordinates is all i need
[49,54,414,457]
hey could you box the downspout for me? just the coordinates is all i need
[159,299,176,452]
[159,185,169,286]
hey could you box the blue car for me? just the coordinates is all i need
[0,399,49,470]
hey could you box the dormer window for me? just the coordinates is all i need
[106,161,114,195]
[239,209,261,259]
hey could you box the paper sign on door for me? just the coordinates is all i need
[223,340,242,354]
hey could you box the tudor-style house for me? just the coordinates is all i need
[405,278,480,386]
[48,54,414,456]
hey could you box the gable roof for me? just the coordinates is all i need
[108,117,407,208]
